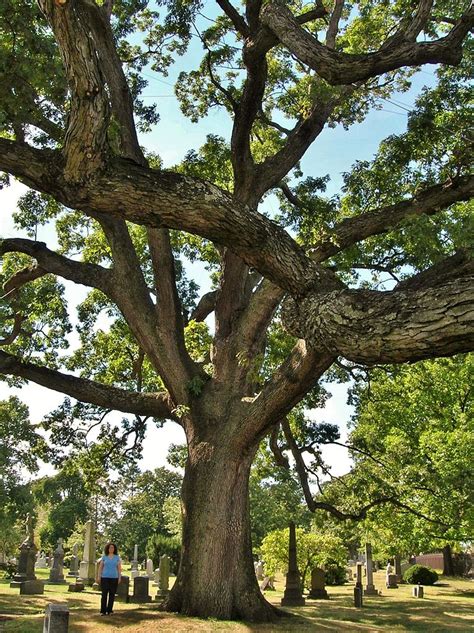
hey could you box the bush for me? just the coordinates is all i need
[0,561,18,578]
[403,564,438,585]
[325,561,347,585]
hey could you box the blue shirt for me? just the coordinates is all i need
[101,554,121,578]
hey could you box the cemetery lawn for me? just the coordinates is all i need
[0,570,473,632]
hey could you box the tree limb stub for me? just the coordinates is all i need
[0,350,174,419]
[260,3,474,85]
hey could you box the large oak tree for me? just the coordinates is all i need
[1,0,473,621]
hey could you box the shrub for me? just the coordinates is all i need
[403,564,438,585]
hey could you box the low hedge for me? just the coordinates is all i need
[403,564,438,585]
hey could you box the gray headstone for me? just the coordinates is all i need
[386,573,399,589]
[354,586,363,608]
[260,576,275,591]
[130,544,139,572]
[20,579,44,595]
[131,575,151,603]
[116,575,130,603]
[158,555,170,591]
[255,561,264,580]
[412,584,424,598]
[355,562,363,589]
[281,522,305,607]
[49,539,66,584]
[43,603,69,633]
[67,582,84,592]
[146,558,154,577]
[68,544,79,577]
[78,520,96,585]
[308,567,329,599]
[364,543,378,596]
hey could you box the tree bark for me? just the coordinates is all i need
[163,431,279,621]
[442,544,455,576]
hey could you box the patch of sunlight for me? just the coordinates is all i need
[444,612,474,621]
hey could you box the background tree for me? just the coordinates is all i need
[0,396,47,558]
[0,0,473,621]
[311,354,473,573]
[260,526,347,588]
[32,466,90,550]
[108,466,182,561]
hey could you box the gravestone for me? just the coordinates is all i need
[43,603,69,633]
[255,560,264,580]
[49,539,67,584]
[346,568,353,581]
[281,522,305,607]
[116,575,130,602]
[92,560,102,590]
[155,554,170,598]
[11,514,37,588]
[146,558,154,577]
[67,544,79,577]
[355,562,363,589]
[131,575,151,603]
[354,586,363,608]
[131,544,139,578]
[67,581,84,592]
[412,584,424,598]
[260,576,275,591]
[386,573,398,589]
[20,580,45,595]
[308,568,329,599]
[364,543,378,596]
[78,520,96,585]
[152,567,160,587]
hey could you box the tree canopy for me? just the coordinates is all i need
[0,0,473,622]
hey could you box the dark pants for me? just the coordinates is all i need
[100,577,118,614]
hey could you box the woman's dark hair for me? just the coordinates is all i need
[104,542,118,555]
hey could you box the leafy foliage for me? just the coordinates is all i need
[403,564,439,586]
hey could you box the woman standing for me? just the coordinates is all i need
[96,542,122,616]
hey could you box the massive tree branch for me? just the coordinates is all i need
[283,276,474,363]
[81,0,145,165]
[395,250,474,291]
[0,139,341,296]
[310,175,474,262]
[0,350,174,419]
[1,140,472,364]
[260,3,474,85]
[37,0,110,180]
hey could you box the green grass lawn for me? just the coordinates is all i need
[0,569,473,632]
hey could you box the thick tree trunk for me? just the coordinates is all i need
[163,436,279,621]
[442,544,455,576]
